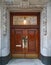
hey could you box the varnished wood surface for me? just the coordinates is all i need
[10,12,40,58]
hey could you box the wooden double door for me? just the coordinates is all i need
[10,12,40,58]
[11,29,39,58]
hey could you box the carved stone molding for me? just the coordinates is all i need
[41,7,47,36]
[2,0,49,9]
[2,7,7,36]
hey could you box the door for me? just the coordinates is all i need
[10,12,40,58]
[25,29,39,58]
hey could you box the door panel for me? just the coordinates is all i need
[28,29,36,53]
[15,29,24,54]
[25,29,39,56]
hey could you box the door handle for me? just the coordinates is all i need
[25,38,28,48]
[22,36,28,48]
[22,39,25,48]
[16,45,21,47]
[25,36,28,48]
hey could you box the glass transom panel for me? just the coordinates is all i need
[13,16,37,25]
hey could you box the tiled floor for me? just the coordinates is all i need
[6,59,44,65]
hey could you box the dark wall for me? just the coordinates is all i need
[0,54,11,65]
[40,54,51,65]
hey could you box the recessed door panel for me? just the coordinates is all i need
[28,30,36,53]
[25,29,39,56]
[15,29,24,54]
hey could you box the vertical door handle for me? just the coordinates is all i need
[22,39,24,48]
[25,36,28,48]
[22,36,28,48]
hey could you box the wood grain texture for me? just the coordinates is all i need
[10,12,40,58]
